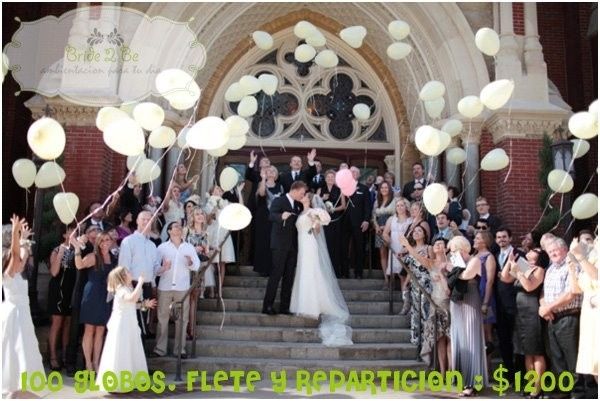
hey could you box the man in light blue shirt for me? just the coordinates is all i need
[119,211,162,340]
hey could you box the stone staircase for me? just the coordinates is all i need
[148,265,426,376]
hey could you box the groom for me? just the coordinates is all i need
[262,181,308,315]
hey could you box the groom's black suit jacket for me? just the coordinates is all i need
[269,195,303,251]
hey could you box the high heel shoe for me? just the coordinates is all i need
[458,386,477,397]
[49,358,62,371]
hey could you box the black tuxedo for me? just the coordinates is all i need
[342,183,372,278]
[263,195,303,312]
[493,246,525,377]
[279,164,317,193]
[310,173,325,193]
[402,178,426,201]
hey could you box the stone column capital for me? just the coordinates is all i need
[484,107,570,144]
[25,95,101,127]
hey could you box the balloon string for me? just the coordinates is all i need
[461,120,473,192]
[53,158,81,230]
[457,167,482,202]
[25,189,29,220]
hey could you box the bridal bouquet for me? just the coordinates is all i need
[308,208,331,235]
[205,194,225,212]
[325,201,334,213]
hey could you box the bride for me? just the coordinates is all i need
[290,193,353,347]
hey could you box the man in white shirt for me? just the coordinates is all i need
[154,221,201,358]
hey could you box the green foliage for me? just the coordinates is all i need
[38,189,61,262]
[537,134,559,231]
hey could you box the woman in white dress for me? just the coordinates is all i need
[290,194,353,347]
[96,266,156,392]
[2,215,44,397]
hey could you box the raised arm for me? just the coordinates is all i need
[398,234,432,269]
[482,255,496,307]
[49,246,65,277]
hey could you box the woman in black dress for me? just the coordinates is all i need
[500,249,546,398]
[253,166,284,277]
[73,231,117,372]
[319,169,346,278]
[47,224,77,370]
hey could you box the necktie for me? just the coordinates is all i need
[500,251,507,267]
[293,172,297,180]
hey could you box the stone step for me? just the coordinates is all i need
[220,287,402,302]
[196,311,410,329]
[195,325,411,344]
[190,339,417,360]
[236,265,387,279]
[223,276,393,290]
[147,356,427,377]
[197,298,402,315]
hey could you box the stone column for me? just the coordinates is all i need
[460,120,484,222]
[523,2,549,102]
[444,141,461,190]
[496,3,522,81]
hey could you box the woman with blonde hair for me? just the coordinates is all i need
[372,181,397,289]
[96,266,156,392]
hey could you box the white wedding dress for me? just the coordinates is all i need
[290,207,353,347]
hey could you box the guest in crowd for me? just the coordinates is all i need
[383,197,413,314]
[85,202,112,232]
[184,207,213,299]
[161,184,185,241]
[184,199,198,225]
[320,169,346,277]
[473,230,497,360]
[47,223,78,370]
[578,229,595,245]
[119,211,162,341]
[568,238,598,381]
[278,149,317,193]
[372,181,396,288]
[154,222,200,358]
[383,171,402,197]
[342,166,372,279]
[540,238,585,397]
[494,227,525,379]
[407,201,431,240]
[174,163,199,200]
[310,160,325,192]
[431,212,460,244]
[445,186,462,225]
[96,267,157,392]
[115,209,133,245]
[519,231,540,254]
[205,185,237,292]
[447,236,488,396]
[402,162,426,202]
[73,231,117,372]
[475,196,501,234]
[501,248,546,398]
[120,182,143,222]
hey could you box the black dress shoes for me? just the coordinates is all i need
[262,306,277,315]
[279,309,293,315]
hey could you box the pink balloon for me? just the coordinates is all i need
[340,180,357,197]
[335,168,354,188]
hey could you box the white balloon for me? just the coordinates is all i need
[306,31,326,47]
[103,118,145,156]
[148,126,176,149]
[572,193,598,220]
[480,79,515,110]
[27,117,66,160]
[458,95,484,119]
[53,192,79,224]
[186,117,230,150]
[119,102,138,117]
[226,134,247,150]
[136,159,161,184]
[294,44,316,63]
[218,203,252,231]
[480,148,509,171]
[252,31,273,50]
[12,159,37,188]
[225,83,245,102]
[386,42,412,60]
[219,167,239,191]
[2,52,9,78]
[127,153,146,171]
[423,183,449,215]
[207,145,228,158]
[446,147,467,165]
[225,115,250,137]
[258,74,278,95]
[315,50,339,68]
[177,127,190,149]
[424,98,445,119]
[155,69,200,105]
[415,125,450,156]
[96,107,129,132]
[237,96,258,117]
[568,111,598,139]
[340,26,367,48]
[353,103,371,121]
[419,81,446,102]
[34,161,65,188]
[133,102,165,131]
[442,119,463,137]
[588,100,598,122]
[169,96,197,111]
[388,20,410,40]
[571,139,590,159]
[239,75,262,96]
[475,27,500,56]
[547,169,574,193]
[294,21,318,39]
